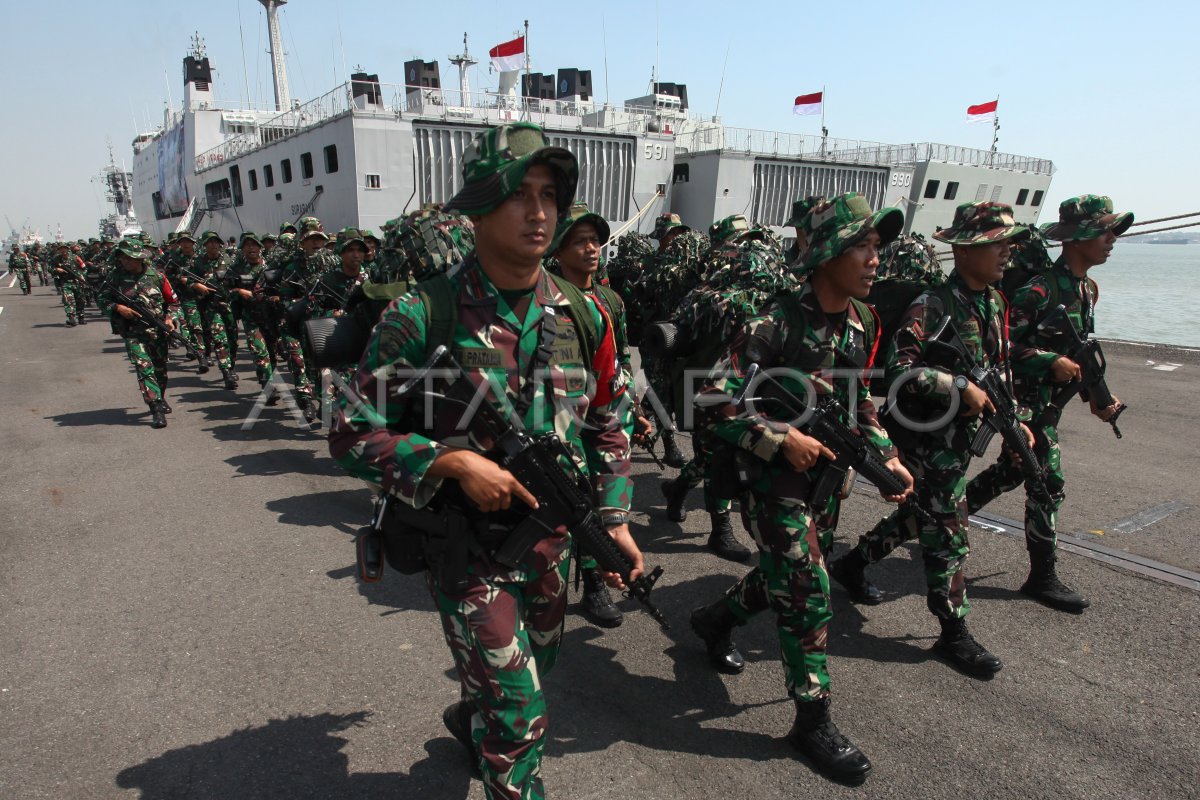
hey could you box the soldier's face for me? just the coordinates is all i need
[557,223,601,278]
[204,241,222,258]
[242,242,263,263]
[1069,229,1118,267]
[118,253,143,272]
[475,164,558,267]
[955,240,1011,287]
[820,230,880,299]
[341,244,366,271]
[301,236,325,255]
[179,241,195,256]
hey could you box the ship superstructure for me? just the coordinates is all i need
[130,10,1054,246]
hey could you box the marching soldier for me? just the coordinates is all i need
[965,195,1133,613]
[52,242,88,325]
[227,232,277,399]
[8,244,32,295]
[275,219,340,421]
[182,231,238,389]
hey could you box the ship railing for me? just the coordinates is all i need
[677,126,912,167]
[911,142,1055,175]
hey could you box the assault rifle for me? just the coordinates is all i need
[178,266,233,304]
[735,363,926,518]
[637,423,666,470]
[924,317,1052,503]
[1037,304,1127,438]
[371,345,669,628]
[100,278,206,370]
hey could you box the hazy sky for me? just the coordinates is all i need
[2,0,1196,239]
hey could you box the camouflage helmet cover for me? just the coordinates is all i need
[803,192,904,271]
[932,201,1027,246]
[298,217,329,241]
[550,202,610,254]
[114,238,149,261]
[708,214,763,246]
[443,122,578,217]
[652,213,689,240]
[1040,194,1134,241]
[199,230,224,245]
[239,231,263,249]
[335,227,368,254]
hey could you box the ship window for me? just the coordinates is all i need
[923,179,940,199]
[1016,188,1029,206]
[990,185,1003,202]
[248,169,258,191]
[974,184,989,201]
[324,144,339,174]
[281,159,293,184]
[944,181,959,200]
[366,173,382,190]
[301,152,314,180]
[1031,190,1044,207]
[228,165,244,207]
[673,163,689,184]
[264,164,274,187]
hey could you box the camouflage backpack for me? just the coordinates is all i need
[389,207,476,283]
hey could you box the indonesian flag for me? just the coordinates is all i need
[793,91,823,116]
[489,35,525,73]
[967,99,998,123]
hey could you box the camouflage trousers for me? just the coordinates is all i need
[675,430,732,514]
[123,334,168,405]
[179,299,206,351]
[200,302,234,371]
[430,557,571,800]
[641,355,676,426]
[282,332,314,399]
[61,282,86,321]
[966,410,1065,560]
[14,268,31,294]
[852,430,975,621]
[719,493,833,702]
[236,316,275,385]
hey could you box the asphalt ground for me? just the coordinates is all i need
[1,282,1197,799]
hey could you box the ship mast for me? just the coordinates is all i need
[448,33,477,104]
[259,0,292,111]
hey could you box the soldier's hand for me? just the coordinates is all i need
[598,523,644,589]
[881,457,914,502]
[781,427,836,472]
[114,304,140,320]
[1005,423,1037,464]
[430,449,539,513]
[235,288,254,299]
[1091,395,1122,422]
[193,283,211,295]
[164,317,176,332]
[959,382,994,417]
[1050,356,1082,383]
[631,414,654,446]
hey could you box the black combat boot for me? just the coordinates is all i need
[197,354,211,375]
[66,318,76,327]
[829,550,883,605]
[221,368,238,390]
[442,700,483,779]
[788,697,872,784]
[689,600,745,674]
[933,616,1002,679]
[264,383,281,406]
[299,395,320,425]
[579,568,623,628]
[661,429,686,469]
[159,395,172,414]
[707,511,751,562]
[149,401,168,429]
[661,476,690,522]
[77,315,87,325]
[1021,555,1089,613]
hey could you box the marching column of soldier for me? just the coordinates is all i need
[12,120,1133,796]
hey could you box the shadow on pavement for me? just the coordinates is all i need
[46,407,145,427]
[267,489,370,534]
[226,448,341,478]
[114,711,472,800]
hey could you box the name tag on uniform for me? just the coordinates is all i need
[551,343,582,365]
[455,347,506,369]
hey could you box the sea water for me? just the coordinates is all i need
[1092,243,1200,347]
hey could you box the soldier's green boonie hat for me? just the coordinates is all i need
[1040,195,1134,241]
[239,232,263,248]
[652,212,689,240]
[199,230,224,245]
[335,227,368,254]
[174,231,196,244]
[115,238,149,260]
[708,214,763,246]
[261,232,278,243]
[298,218,329,241]
[786,196,825,231]
[550,202,610,253]
[360,228,381,245]
[932,202,1026,246]
[444,122,578,217]
[279,221,298,235]
[803,193,903,271]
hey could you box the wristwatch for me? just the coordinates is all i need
[953,374,970,393]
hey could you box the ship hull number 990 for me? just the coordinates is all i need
[890,173,913,187]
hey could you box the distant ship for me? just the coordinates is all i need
[96,145,141,241]
[130,1,1055,246]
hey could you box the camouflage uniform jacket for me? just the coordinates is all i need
[278,250,340,301]
[329,254,631,524]
[310,265,367,318]
[886,271,1015,425]
[1007,255,1098,411]
[8,251,29,271]
[161,251,195,299]
[102,266,180,338]
[183,253,232,306]
[52,252,86,283]
[700,282,896,502]
[225,256,268,320]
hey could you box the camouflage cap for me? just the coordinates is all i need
[652,213,689,240]
[279,232,296,246]
[279,221,298,235]
[932,201,1026,246]
[550,202,610,254]
[708,214,764,246]
[174,231,196,244]
[335,227,368,254]
[114,238,149,260]
[199,230,224,245]
[360,228,381,244]
[443,122,578,217]
[261,232,278,243]
[1040,194,1134,241]
[803,193,904,271]
[786,196,826,232]
[239,232,263,249]
[298,217,329,241]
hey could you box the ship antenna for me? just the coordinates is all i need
[601,14,611,106]
[713,38,732,117]
[259,0,292,111]
[449,32,478,105]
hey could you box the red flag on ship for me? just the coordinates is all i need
[967,99,998,123]
[793,92,823,116]
[490,36,525,73]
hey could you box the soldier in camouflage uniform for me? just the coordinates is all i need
[688,194,910,783]
[304,228,372,416]
[783,196,824,268]
[8,244,32,295]
[226,232,278,398]
[831,202,1034,680]
[329,122,643,800]
[101,238,182,429]
[965,195,1132,614]
[874,231,946,284]
[276,219,341,421]
[181,231,238,389]
[161,233,210,370]
[51,243,88,326]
